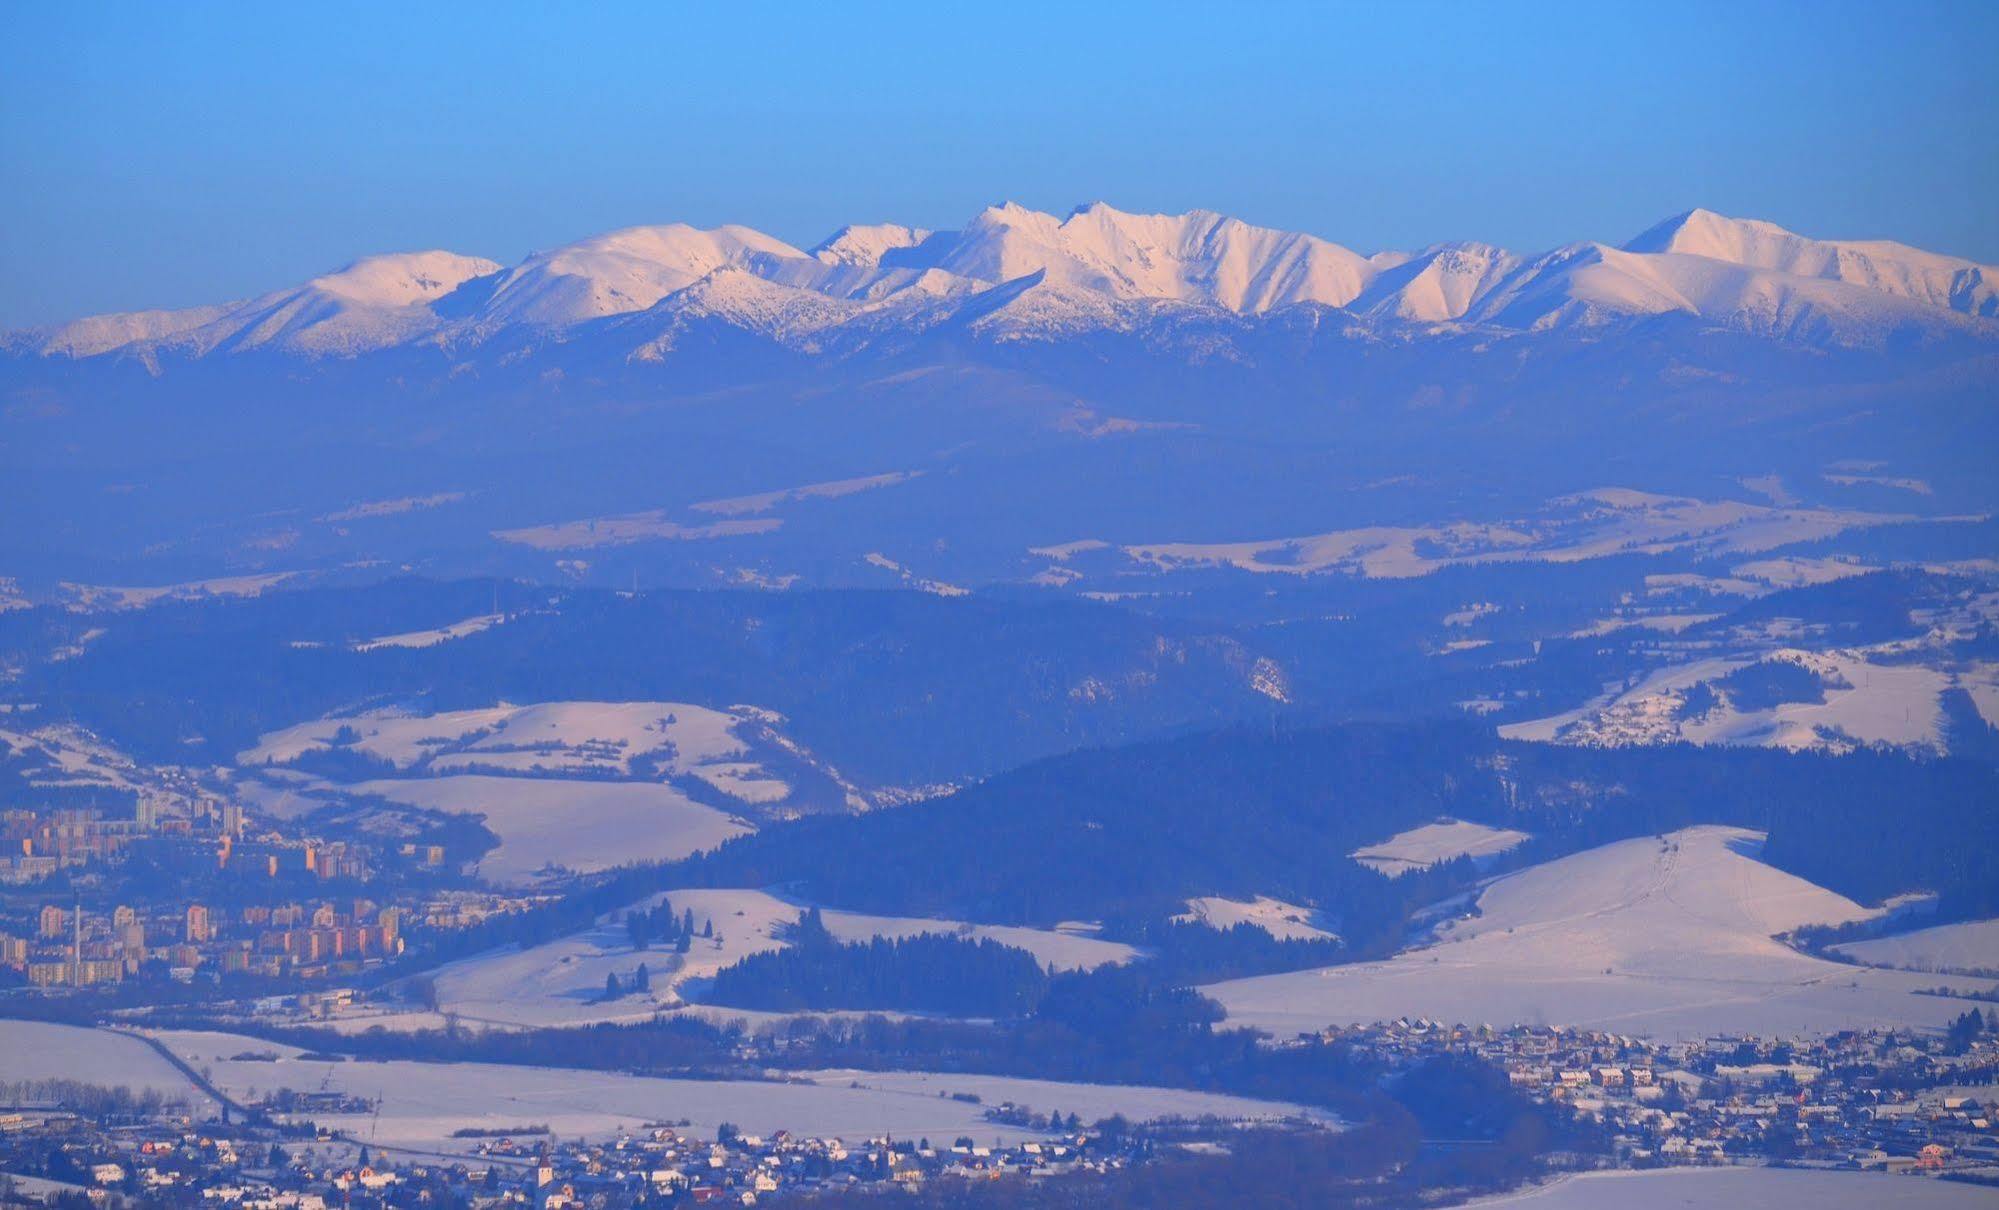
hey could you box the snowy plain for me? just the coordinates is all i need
[150,1029,1323,1156]
[0,1020,213,1108]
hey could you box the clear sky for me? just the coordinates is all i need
[2,0,1994,327]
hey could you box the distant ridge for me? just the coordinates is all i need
[13,204,1997,361]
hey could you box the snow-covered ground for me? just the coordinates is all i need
[151,1029,1321,1156]
[1730,554,1877,588]
[1119,490,1916,580]
[690,471,919,517]
[1175,895,1335,941]
[1835,918,1999,975]
[431,888,1138,1028]
[345,776,748,885]
[492,511,777,551]
[232,701,861,884]
[0,1021,214,1108]
[1205,826,1999,1039]
[1351,820,1529,877]
[1503,647,1975,754]
[1464,1166,1994,1209]
[352,613,504,651]
[240,701,777,784]
[56,572,298,611]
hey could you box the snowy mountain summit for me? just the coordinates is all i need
[14,204,1998,362]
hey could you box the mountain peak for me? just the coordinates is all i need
[1624,208,1801,259]
[1621,208,1996,317]
[810,223,932,268]
[307,251,502,308]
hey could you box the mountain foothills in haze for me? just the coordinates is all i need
[5,202,1999,1205]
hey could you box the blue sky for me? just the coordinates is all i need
[2,1,1993,327]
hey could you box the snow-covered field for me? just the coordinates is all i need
[240,701,781,786]
[152,1030,1321,1155]
[232,701,860,884]
[1351,820,1529,877]
[492,511,777,551]
[1118,490,1916,581]
[1835,918,1999,975]
[1465,1166,1994,1209]
[690,471,919,517]
[1206,826,1999,1039]
[352,613,503,651]
[56,572,298,611]
[1176,895,1335,941]
[432,887,1138,1028]
[1503,647,1976,755]
[346,776,748,884]
[0,1021,213,1107]
[793,1069,1336,1131]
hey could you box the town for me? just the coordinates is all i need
[0,1014,1994,1208]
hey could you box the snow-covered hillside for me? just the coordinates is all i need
[15,205,1994,362]
[233,700,860,885]
[429,887,1137,1029]
[1204,826,1999,1038]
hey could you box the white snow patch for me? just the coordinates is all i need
[351,613,503,652]
[348,775,747,885]
[690,471,918,517]
[1351,820,1529,877]
[0,1021,213,1107]
[1463,1166,1997,1210]
[1175,896,1335,941]
[1834,918,1999,976]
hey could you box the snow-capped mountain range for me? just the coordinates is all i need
[14,204,1997,362]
